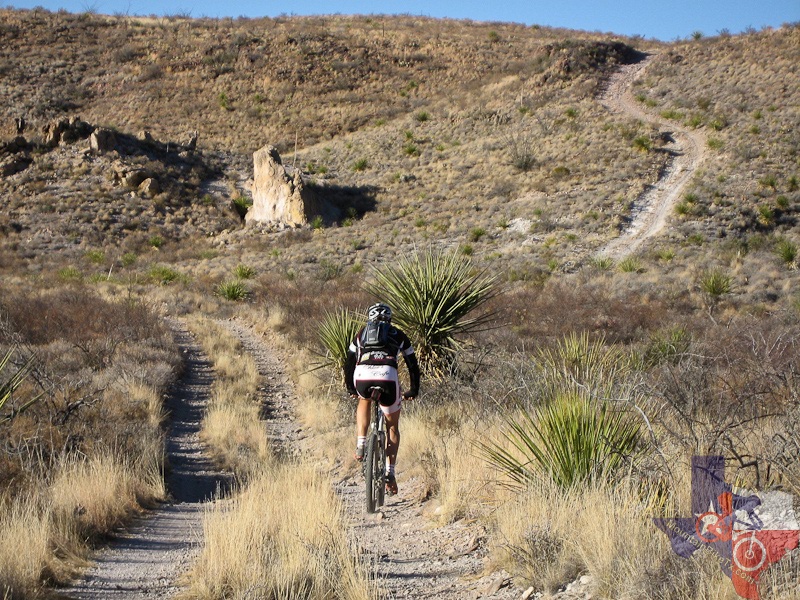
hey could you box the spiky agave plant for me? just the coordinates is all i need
[480,390,642,489]
[366,248,498,377]
[0,348,42,424]
[317,308,365,373]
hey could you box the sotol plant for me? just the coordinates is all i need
[317,308,365,373]
[366,249,497,376]
[480,390,642,489]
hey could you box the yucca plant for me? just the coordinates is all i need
[317,308,365,373]
[536,332,632,396]
[480,390,642,489]
[0,348,42,424]
[366,249,498,377]
[216,280,249,301]
[775,239,798,270]
[699,270,733,298]
[233,264,255,279]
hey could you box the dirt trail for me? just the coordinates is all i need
[60,325,231,600]
[221,319,520,599]
[598,54,708,260]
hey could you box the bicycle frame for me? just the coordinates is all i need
[364,387,386,513]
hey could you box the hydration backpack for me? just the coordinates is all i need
[361,320,390,351]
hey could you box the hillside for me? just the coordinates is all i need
[1,8,800,600]
[0,9,798,310]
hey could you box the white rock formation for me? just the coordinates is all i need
[246,145,319,226]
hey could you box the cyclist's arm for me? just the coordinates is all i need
[344,343,358,396]
[402,350,420,398]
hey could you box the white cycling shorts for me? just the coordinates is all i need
[353,364,401,415]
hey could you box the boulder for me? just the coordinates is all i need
[246,145,321,226]
[138,177,160,196]
[90,128,117,153]
[124,170,150,188]
[43,116,91,147]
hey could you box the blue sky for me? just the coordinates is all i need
[6,0,799,41]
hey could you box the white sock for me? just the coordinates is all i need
[386,464,395,477]
[357,436,366,449]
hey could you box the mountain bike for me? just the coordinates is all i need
[364,386,386,513]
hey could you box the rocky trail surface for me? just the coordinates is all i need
[60,325,231,600]
[598,54,708,260]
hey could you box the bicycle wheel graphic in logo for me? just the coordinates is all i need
[733,534,767,572]
[696,512,732,543]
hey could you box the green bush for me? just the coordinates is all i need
[234,264,255,279]
[232,196,252,219]
[366,249,498,376]
[699,270,733,298]
[317,308,365,372]
[775,239,798,269]
[414,111,430,122]
[480,391,642,489]
[216,280,249,301]
[149,265,182,285]
[352,158,369,172]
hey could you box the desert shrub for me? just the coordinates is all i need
[352,158,369,172]
[216,280,249,301]
[317,308,365,372]
[481,390,642,489]
[149,265,183,285]
[231,196,251,219]
[414,110,430,122]
[365,249,498,376]
[632,136,652,152]
[233,264,255,279]
[618,257,644,273]
[0,348,41,424]
[469,227,486,242]
[699,269,732,298]
[775,239,798,269]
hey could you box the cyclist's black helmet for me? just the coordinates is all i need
[367,303,392,323]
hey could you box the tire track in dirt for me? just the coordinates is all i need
[598,54,708,260]
[60,324,231,600]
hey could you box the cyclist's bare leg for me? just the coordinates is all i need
[356,396,370,439]
[385,408,401,466]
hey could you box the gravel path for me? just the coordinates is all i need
[598,54,709,260]
[59,325,231,600]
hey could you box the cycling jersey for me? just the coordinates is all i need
[344,323,420,401]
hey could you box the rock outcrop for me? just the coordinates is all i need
[90,128,117,153]
[246,145,320,227]
[43,116,92,147]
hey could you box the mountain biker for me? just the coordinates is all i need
[344,303,420,496]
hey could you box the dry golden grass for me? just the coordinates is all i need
[0,498,51,598]
[0,449,164,597]
[182,463,376,600]
[490,477,741,599]
[187,316,272,477]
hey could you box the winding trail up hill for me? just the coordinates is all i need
[598,54,709,260]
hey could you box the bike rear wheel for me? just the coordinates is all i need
[364,431,385,513]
